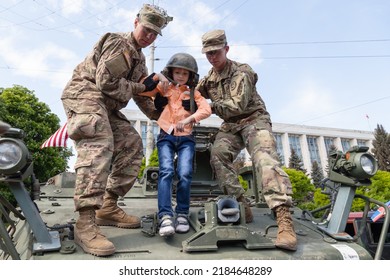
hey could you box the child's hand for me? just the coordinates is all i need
[176,116,194,132]
[156,73,169,94]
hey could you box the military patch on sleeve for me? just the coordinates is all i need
[230,72,246,94]
[105,53,130,77]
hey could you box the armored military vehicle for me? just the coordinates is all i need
[0,125,389,260]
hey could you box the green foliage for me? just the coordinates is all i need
[371,124,390,172]
[148,148,159,167]
[239,175,248,191]
[283,167,315,207]
[138,157,146,179]
[310,160,324,188]
[309,170,390,213]
[138,148,159,179]
[0,85,72,205]
[351,170,390,211]
[288,148,306,173]
[367,170,390,202]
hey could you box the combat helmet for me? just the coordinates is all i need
[162,53,199,87]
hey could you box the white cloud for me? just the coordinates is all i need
[0,36,77,89]
[276,80,334,124]
[68,28,84,39]
[62,0,85,16]
[229,42,263,66]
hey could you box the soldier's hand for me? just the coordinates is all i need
[182,99,198,112]
[143,73,159,92]
[154,93,168,112]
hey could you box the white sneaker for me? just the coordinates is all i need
[175,214,190,233]
[159,215,175,237]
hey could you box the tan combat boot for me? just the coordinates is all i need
[274,205,297,251]
[74,208,116,256]
[237,195,253,223]
[96,191,141,228]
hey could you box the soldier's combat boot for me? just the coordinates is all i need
[74,208,115,256]
[96,191,141,228]
[274,205,297,251]
[237,195,253,223]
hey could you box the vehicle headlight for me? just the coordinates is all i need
[342,146,378,180]
[328,146,378,186]
[343,146,378,180]
[360,155,377,175]
[0,138,30,175]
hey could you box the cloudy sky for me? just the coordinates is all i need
[1,0,389,134]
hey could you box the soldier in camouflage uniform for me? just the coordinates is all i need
[197,30,297,251]
[61,4,173,257]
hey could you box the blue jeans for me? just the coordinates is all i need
[157,130,195,219]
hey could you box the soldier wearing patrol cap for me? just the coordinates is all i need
[197,29,298,251]
[61,4,172,257]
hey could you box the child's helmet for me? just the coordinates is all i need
[162,53,199,87]
[165,53,198,74]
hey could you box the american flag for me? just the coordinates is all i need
[40,123,68,148]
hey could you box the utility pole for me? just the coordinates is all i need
[145,42,156,166]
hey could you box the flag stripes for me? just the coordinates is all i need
[40,123,68,148]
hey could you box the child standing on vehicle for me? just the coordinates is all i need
[139,53,211,236]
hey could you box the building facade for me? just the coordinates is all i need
[122,109,374,175]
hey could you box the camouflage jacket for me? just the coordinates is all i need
[61,32,160,120]
[197,59,271,132]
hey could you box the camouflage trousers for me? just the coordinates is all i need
[62,99,143,211]
[210,122,293,209]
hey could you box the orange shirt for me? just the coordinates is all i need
[142,83,211,136]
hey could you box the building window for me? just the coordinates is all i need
[274,133,285,165]
[307,136,321,167]
[324,137,335,155]
[341,138,351,152]
[357,139,367,147]
[288,134,302,158]
[140,121,148,154]
[152,123,159,145]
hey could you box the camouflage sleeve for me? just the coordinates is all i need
[95,35,145,103]
[133,94,162,121]
[212,71,253,119]
[196,77,216,114]
[196,77,210,99]
[191,90,212,123]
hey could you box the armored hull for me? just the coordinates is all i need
[1,178,374,260]
[1,126,388,261]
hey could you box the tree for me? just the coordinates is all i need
[0,85,72,182]
[288,148,306,173]
[138,148,159,179]
[283,167,315,208]
[371,124,390,172]
[352,170,390,211]
[310,160,324,188]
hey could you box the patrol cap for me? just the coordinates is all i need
[201,29,227,53]
[138,4,173,36]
